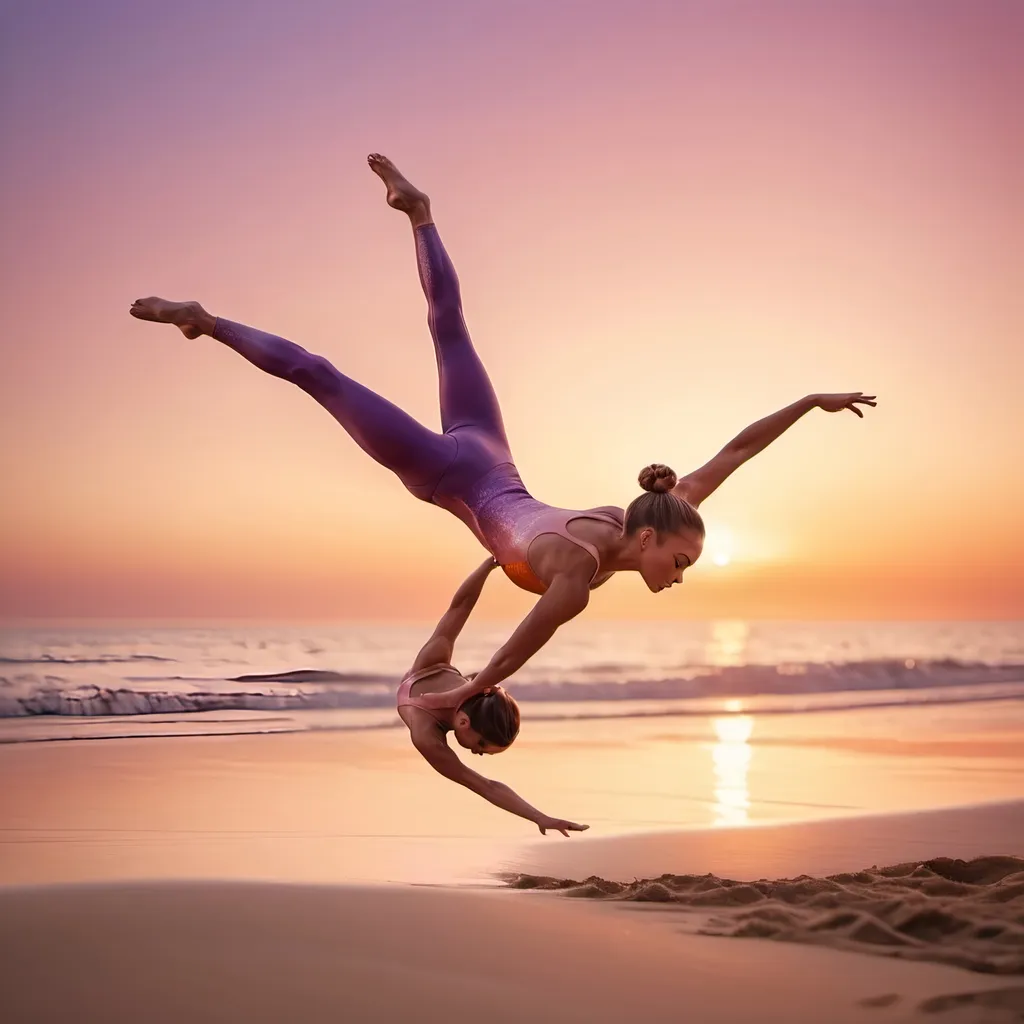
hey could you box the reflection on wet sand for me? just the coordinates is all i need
[712,700,754,827]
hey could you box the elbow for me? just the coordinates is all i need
[479,778,508,802]
[467,775,497,799]
[555,592,589,625]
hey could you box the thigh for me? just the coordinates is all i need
[297,357,457,499]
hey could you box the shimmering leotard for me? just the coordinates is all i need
[434,460,624,594]
[212,223,624,594]
[395,663,467,726]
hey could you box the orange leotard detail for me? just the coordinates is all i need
[432,458,625,596]
[501,561,547,595]
[494,503,624,595]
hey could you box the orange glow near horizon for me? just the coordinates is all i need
[1,2,1022,621]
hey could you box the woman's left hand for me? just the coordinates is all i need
[536,815,590,837]
[813,392,877,417]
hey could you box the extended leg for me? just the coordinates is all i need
[129,298,455,499]
[367,154,509,446]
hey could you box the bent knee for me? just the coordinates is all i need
[427,296,466,331]
[289,354,342,395]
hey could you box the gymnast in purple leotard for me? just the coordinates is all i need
[130,154,876,831]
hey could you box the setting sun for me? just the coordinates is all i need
[703,525,736,569]
[1,0,1020,629]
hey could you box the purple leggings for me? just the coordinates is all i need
[213,225,521,517]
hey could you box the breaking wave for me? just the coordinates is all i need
[1,657,1022,718]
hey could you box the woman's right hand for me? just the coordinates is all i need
[536,815,590,837]
[813,392,877,417]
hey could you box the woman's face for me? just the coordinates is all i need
[637,527,704,593]
[452,712,507,755]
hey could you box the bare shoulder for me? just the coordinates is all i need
[671,478,703,507]
[399,704,443,740]
[672,466,719,507]
[410,637,454,673]
[588,504,625,520]
[406,720,484,789]
[526,532,600,582]
[405,715,454,767]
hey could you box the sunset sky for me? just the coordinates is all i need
[1,0,1021,621]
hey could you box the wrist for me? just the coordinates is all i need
[806,394,822,409]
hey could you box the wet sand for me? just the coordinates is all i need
[1,709,1022,1021]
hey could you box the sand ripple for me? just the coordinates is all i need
[506,856,1024,974]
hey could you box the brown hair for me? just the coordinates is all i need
[624,463,705,537]
[459,687,520,748]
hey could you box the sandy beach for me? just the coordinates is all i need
[5,0,1022,1014]
[5,879,1023,1024]
[511,808,1024,975]
[2,702,1023,1022]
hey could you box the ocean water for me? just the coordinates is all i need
[1,619,1022,743]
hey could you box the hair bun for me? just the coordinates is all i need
[638,463,677,494]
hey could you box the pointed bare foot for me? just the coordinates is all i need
[367,153,431,222]
[129,298,213,339]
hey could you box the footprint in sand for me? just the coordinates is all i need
[859,993,902,1008]
[918,985,1024,1019]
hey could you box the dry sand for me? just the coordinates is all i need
[2,881,1022,1024]
[508,854,1024,974]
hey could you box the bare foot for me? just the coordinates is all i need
[129,298,213,339]
[367,154,432,223]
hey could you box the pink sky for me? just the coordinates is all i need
[2,0,1021,621]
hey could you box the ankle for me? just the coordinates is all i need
[187,302,217,336]
[407,202,434,229]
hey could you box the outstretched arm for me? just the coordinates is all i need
[411,557,500,672]
[461,574,591,694]
[411,726,588,836]
[673,392,877,507]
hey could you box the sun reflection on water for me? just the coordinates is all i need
[711,704,754,827]
[707,620,749,667]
